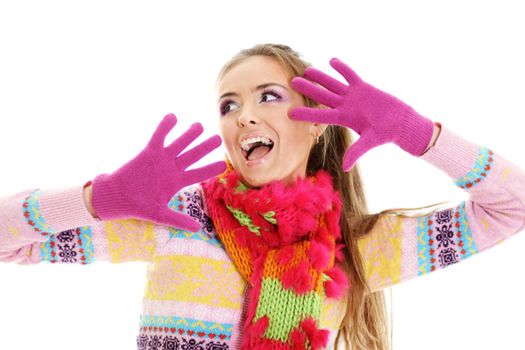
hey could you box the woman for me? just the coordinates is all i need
[1,44,524,350]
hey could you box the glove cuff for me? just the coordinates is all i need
[397,107,435,156]
[91,173,133,221]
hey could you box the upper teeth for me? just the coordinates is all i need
[240,137,273,151]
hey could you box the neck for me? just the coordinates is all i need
[237,167,309,190]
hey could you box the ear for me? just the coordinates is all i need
[309,123,328,138]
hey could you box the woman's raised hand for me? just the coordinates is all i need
[91,113,226,232]
[290,58,435,171]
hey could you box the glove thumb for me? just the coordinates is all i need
[154,208,201,232]
[342,131,382,172]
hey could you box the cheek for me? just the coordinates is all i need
[219,122,234,151]
[280,124,312,150]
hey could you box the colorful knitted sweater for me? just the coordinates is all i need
[1,126,525,350]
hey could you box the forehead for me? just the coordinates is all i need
[218,56,291,93]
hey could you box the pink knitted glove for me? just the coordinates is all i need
[92,113,226,231]
[290,58,435,171]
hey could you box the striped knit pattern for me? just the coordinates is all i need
[40,227,95,264]
[139,315,234,342]
[416,202,479,276]
[22,190,55,237]
[454,147,494,189]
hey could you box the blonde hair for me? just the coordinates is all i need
[217,43,391,350]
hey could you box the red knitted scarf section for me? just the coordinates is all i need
[201,167,349,350]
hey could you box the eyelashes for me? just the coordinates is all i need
[259,88,282,103]
[219,99,235,116]
[219,89,283,116]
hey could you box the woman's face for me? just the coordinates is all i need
[217,55,321,188]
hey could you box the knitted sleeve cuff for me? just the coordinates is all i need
[418,125,481,179]
[38,184,101,233]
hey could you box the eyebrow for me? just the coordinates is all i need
[218,83,289,102]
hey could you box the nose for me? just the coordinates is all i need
[237,107,261,128]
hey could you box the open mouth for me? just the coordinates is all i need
[240,136,275,161]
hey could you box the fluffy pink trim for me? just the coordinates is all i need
[251,316,269,338]
[301,318,329,350]
[282,261,313,294]
[335,243,346,262]
[276,245,296,266]
[202,169,342,248]
[290,329,307,350]
[309,241,330,271]
[324,266,349,299]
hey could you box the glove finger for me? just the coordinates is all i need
[342,131,380,172]
[156,209,201,232]
[304,67,348,95]
[291,77,341,108]
[290,106,341,125]
[330,58,362,87]
[176,135,222,170]
[183,161,227,184]
[166,122,204,156]
[148,113,178,149]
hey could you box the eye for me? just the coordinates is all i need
[219,100,239,116]
[260,89,282,103]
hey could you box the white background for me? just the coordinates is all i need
[1,1,524,349]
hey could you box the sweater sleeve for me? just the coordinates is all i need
[357,126,525,293]
[0,184,205,265]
